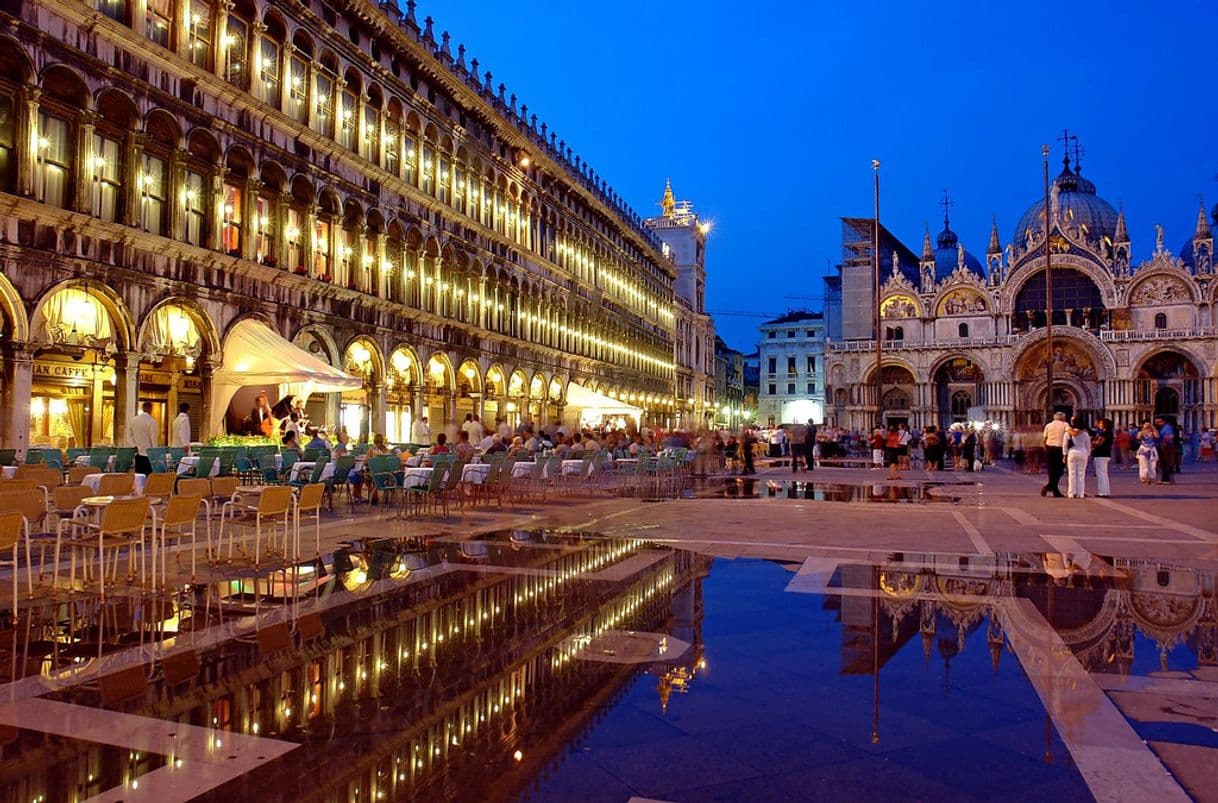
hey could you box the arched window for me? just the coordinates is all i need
[1154,312,1167,330]
[312,55,337,137]
[361,86,381,163]
[338,68,359,150]
[96,0,129,24]
[885,325,904,342]
[951,390,972,421]
[223,1,253,88]
[140,113,177,236]
[287,34,312,123]
[958,322,969,338]
[37,70,85,210]
[0,89,14,194]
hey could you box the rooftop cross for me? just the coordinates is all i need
[939,189,955,228]
[1058,128,1085,171]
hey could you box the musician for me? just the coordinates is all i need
[250,392,274,436]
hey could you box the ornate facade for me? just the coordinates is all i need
[0,0,687,451]
[825,154,1218,432]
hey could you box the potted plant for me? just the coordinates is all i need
[261,254,279,268]
[320,272,332,282]
[293,264,307,275]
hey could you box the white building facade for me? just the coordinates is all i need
[757,311,825,426]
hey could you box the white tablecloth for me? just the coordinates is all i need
[561,459,592,476]
[1,466,16,478]
[402,467,434,489]
[177,456,220,477]
[77,454,115,470]
[81,473,148,495]
[461,463,489,484]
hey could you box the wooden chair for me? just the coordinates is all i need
[157,494,202,585]
[96,473,135,496]
[219,486,294,569]
[55,497,151,599]
[296,483,324,560]
[143,471,176,501]
[0,488,53,585]
[68,465,101,485]
[0,512,32,618]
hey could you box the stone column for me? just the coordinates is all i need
[207,162,224,252]
[169,148,187,241]
[279,43,295,114]
[214,0,232,81]
[370,381,386,439]
[306,61,322,132]
[1,342,34,454]
[241,177,260,261]
[199,355,220,439]
[303,203,318,275]
[75,111,96,215]
[374,232,387,298]
[124,132,145,227]
[19,86,40,198]
[113,350,140,447]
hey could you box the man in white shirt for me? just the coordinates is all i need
[497,417,512,439]
[411,416,431,445]
[129,401,158,474]
[461,414,484,443]
[171,402,192,454]
[1041,412,1069,498]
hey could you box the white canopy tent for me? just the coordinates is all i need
[207,319,364,436]
[564,382,642,428]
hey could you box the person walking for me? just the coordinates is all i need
[789,421,807,472]
[130,401,158,475]
[411,415,431,446]
[1091,417,1112,497]
[1136,421,1159,484]
[1064,415,1092,499]
[884,424,902,481]
[923,425,943,473]
[1155,416,1177,484]
[806,420,817,471]
[1041,412,1069,498]
[741,428,757,475]
[962,428,977,472]
[171,402,192,455]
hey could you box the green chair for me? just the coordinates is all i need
[323,455,356,510]
[24,449,45,465]
[368,456,403,507]
[405,462,447,516]
[289,460,326,490]
[113,447,136,473]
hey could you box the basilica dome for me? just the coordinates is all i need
[930,223,985,282]
[1013,158,1120,246]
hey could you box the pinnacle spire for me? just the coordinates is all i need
[921,223,934,261]
[1195,199,1212,239]
[660,178,675,217]
[988,215,1001,255]
[1114,205,1129,242]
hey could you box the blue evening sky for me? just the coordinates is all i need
[435,1,1218,352]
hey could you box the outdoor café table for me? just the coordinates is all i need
[81,473,148,496]
[561,459,591,476]
[512,461,539,479]
[461,463,490,484]
[77,454,116,470]
[402,467,434,489]
[1,466,15,478]
[176,455,220,477]
[614,458,639,467]
[288,462,316,482]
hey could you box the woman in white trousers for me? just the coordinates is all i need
[1064,415,1092,499]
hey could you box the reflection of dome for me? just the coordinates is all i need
[1013,158,1120,245]
[932,224,985,281]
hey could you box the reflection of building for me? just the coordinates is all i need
[645,181,716,429]
[713,336,745,428]
[3,536,710,801]
[824,151,1218,431]
[757,310,825,426]
[0,4,686,452]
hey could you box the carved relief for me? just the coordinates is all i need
[1131,276,1191,305]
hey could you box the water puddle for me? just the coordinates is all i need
[708,477,963,503]
[5,534,1216,801]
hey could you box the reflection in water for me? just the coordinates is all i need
[711,478,960,503]
[3,536,1214,801]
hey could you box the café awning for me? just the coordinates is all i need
[564,382,642,419]
[207,319,364,435]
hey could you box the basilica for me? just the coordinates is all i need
[823,152,1217,434]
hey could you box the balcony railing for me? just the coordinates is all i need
[826,334,1019,352]
[1100,328,1216,342]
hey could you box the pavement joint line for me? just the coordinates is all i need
[952,511,995,556]
[1092,498,1218,542]
[997,597,1191,803]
